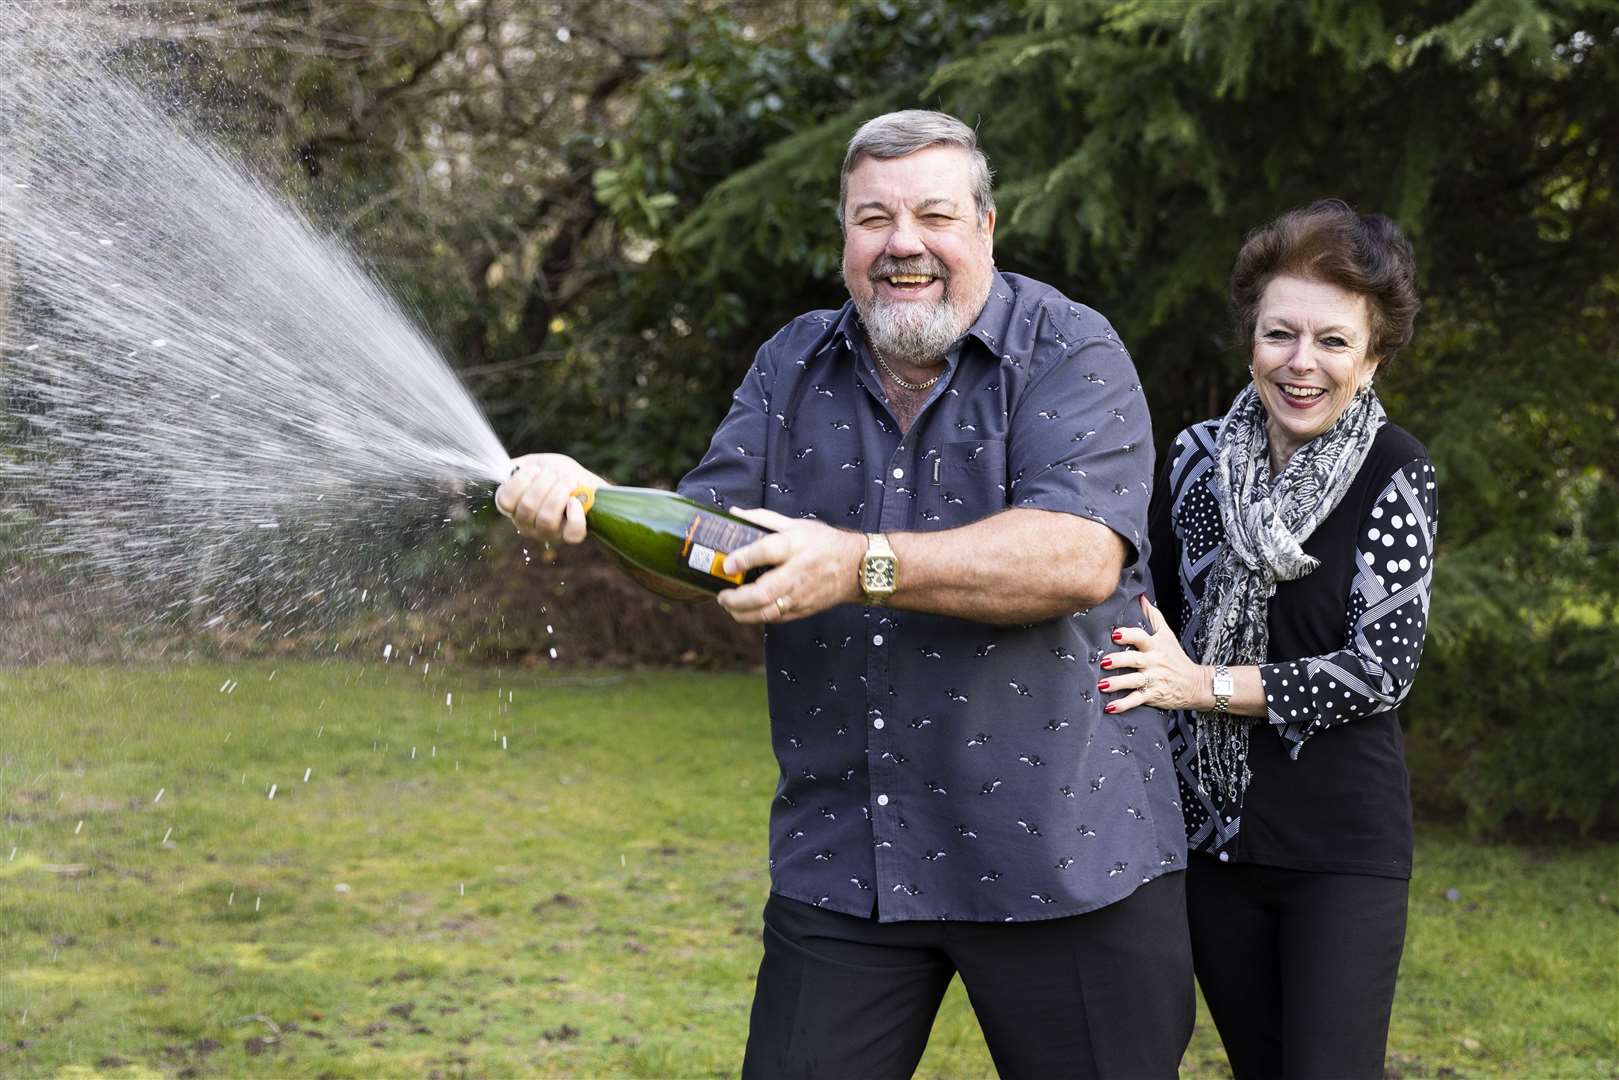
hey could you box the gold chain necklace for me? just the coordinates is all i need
[873,350,943,392]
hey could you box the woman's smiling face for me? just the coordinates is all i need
[1250,274,1380,470]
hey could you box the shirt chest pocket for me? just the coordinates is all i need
[921,439,1007,529]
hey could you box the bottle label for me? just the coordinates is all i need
[682,512,766,584]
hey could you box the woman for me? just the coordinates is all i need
[1101,199,1436,1079]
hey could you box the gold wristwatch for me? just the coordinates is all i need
[859,532,898,605]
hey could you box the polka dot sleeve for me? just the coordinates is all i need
[1259,458,1438,754]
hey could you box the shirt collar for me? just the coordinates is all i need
[963,269,1016,358]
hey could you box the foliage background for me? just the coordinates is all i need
[65,0,1619,832]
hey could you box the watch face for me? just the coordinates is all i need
[862,558,897,592]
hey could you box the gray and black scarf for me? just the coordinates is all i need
[1192,382,1386,801]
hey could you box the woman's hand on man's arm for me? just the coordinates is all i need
[1100,595,1266,717]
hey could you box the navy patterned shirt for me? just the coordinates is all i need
[677,271,1185,922]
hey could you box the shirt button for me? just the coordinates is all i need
[872,634,884,646]
[872,717,885,729]
[892,467,905,479]
[1218,851,1230,863]
[877,794,889,806]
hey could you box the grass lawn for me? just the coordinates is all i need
[0,663,1614,1078]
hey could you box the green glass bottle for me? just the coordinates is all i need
[571,485,772,593]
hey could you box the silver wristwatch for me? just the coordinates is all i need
[1211,664,1233,715]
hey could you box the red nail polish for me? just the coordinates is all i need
[1097,680,1110,692]
[1104,703,1117,714]
[1100,659,1112,669]
[1111,631,1122,642]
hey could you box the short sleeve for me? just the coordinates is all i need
[1004,334,1155,561]
[676,340,777,511]
[1260,457,1439,753]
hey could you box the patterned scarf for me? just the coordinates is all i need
[1192,382,1386,801]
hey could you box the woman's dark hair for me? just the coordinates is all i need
[1230,199,1419,363]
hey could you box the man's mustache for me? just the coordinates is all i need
[868,256,950,282]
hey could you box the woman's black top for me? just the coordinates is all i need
[1148,420,1437,879]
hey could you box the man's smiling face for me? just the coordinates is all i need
[840,144,995,368]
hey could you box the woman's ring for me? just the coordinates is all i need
[775,595,792,617]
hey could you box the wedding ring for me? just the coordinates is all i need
[775,595,792,616]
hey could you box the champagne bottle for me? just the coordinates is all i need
[569,485,772,593]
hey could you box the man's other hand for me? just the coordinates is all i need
[716,508,866,623]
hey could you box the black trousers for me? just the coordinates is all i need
[1186,854,1409,1080]
[741,872,1194,1080]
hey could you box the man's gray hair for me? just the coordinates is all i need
[838,109,995,228]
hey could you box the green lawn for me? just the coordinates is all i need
[0,663,1614,1078]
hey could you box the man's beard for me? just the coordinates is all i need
[854,256,988,369]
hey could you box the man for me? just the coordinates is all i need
[498,110,1191,1078]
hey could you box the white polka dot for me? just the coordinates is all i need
[1399,559,1411,572]
[1372,507,1383,519]
[1368,528,1381,541]
[1390,514,1404,528]
[1381,535,1394,547]
[1406,534,1418,548]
